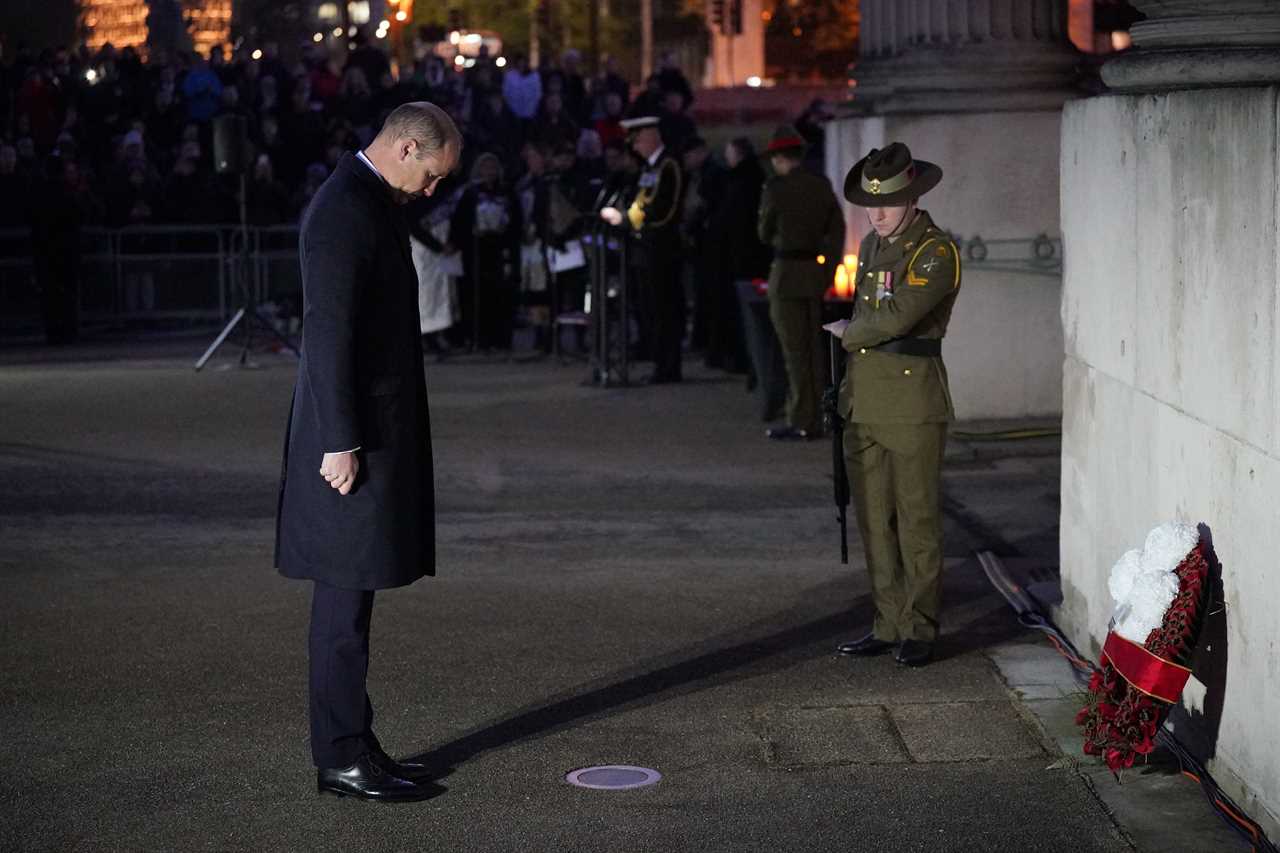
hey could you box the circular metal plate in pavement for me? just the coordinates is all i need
[565,765,662,790]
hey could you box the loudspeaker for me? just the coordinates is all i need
[212,114,248,175]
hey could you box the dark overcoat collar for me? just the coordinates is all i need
[336,152,415,274]
[338,152,394,205]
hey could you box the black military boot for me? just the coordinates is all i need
[837,632,896,656]
[895,639,934,668]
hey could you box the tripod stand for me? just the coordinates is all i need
[194,172,299,371]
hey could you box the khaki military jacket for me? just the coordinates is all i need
[838,210,961,424]
[758,168,845,301]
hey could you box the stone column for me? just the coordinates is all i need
[824,0,1077,419]
[850,0,1080,114]
[1103,0,1280,91]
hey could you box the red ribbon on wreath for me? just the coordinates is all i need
[1077,538,1209,773]
[1101,632,1193,704]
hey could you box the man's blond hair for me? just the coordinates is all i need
[376,102,461,159]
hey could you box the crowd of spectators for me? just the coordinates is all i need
[0,37,700,230]
[2,35,832,370]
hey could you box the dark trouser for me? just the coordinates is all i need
[769,295,823,433]
[687,250,709,352]
[708,269,748,373]
[458,235,514,350]
[309,581,379,768]
[479,279,516,351]
[646,253,685,381]
[843,420,948,643]
[36,252,81,345]
[553,266,589,351]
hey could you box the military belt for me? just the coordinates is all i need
[870,337,942,357]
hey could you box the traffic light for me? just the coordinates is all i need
[728,0,742,35]
[710,0,726,34]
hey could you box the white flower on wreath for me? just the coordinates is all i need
[1108,522,1199,644]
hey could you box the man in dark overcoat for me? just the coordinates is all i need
[275,102,461,802]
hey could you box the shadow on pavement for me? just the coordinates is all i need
[409,569,1017,779]
[409,581,871,776]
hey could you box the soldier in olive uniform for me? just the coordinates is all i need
[758,126,845,440]
[825,143,961,667]
[600,114,686,383]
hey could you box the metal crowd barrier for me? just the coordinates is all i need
[0,224,302,336]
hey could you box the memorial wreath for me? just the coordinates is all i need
[1076,522,1209,773]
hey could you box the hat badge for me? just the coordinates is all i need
[869,178,881,195]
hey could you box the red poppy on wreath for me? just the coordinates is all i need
[1076,522,1209,774]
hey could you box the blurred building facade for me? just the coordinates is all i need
[704,0,764,88]
[80,0,233,56]
[825,0,1080,420]
[80,0,150,51]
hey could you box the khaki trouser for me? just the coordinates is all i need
[843,420,948,642]
[768,296,824,434]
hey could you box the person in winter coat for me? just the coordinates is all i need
[449,151,523,352]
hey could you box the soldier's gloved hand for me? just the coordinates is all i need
[821,386,839,415]
[822,388,842,428]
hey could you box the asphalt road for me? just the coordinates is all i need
[0,342,1126,853]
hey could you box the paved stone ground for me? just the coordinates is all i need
[1,340,1131,852]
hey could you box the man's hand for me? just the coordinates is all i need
[320,451,359,496]
[823,319,850,337]
[600,206,624,226]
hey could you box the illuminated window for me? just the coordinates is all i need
[185,0,233,58]
[80,0,149,52]
[79,0,230,57]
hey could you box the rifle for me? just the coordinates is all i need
[824,334,850,564]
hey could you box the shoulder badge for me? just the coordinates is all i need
[906,238,953,286]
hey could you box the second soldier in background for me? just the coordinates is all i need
[758,126,846,440]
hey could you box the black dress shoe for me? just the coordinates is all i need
[370,748,436,781]
[317,753,441,802]
[836,633,896,656]
[895,639,934,667]
[766,426,815,441]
